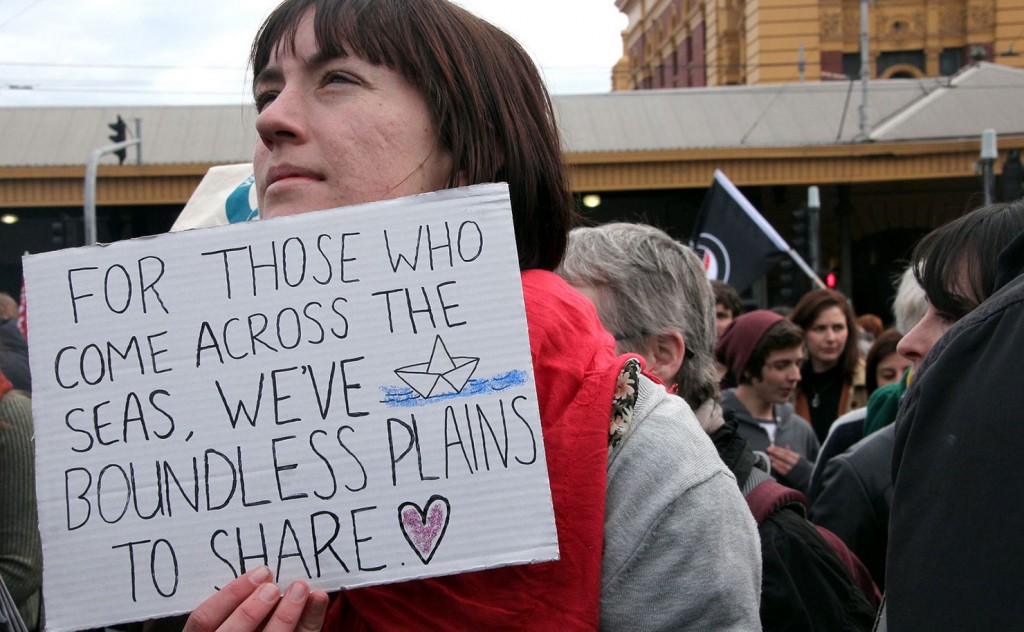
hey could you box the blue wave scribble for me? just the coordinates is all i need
[380,370,529,407]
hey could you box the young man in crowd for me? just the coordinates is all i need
[711,280,744,339]
[717,310,820,494]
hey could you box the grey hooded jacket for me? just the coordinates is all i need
[601,376,762,631]
[721,389,820,494]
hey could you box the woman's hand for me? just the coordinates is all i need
[183,567,329,632]
[765,444,801,476]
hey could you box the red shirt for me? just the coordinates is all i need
[324,270,622,631]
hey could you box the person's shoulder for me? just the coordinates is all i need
[520,270,603,334]
[520,269,586,309]
[611,376,729,485]
[631,377,717,453]
[835,425,896,471]
[519,270,615,362]
[720,388,743,411]
[0,390,31,419]
[776,401,813,431]
[868,381,903,407]
[825,408,867,440]
[0,319,25,341]
[0,392,33,447]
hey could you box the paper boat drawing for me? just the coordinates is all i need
[394,335,480,399]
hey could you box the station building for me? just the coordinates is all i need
[1,58,1023,315]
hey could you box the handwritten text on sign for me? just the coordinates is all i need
[24,184,557,632]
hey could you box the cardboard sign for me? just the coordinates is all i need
[24,184,557,631]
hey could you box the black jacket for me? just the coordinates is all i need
[807,408,867,504]
[711,418,877,631]
[887,230,1024,630]
[809,425,894,591]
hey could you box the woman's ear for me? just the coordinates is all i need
[647,331,686,386]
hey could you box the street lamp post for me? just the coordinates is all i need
[981,128,998,205]
[858,0,871,140]
[84,138,140,245]
[807,186,821,276]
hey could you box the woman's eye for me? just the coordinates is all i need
[254,91,277,113]
[324,72,356,86]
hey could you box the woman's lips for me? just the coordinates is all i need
[266,165,325,188]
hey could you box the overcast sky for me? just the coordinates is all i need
[0,0,627,107]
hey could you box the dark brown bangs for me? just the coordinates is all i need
[913,237,977,322]
[251,0,315,89]
[912,202,1024,321]
[251,0,430,90]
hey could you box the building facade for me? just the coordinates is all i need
[2,64,1023,317]
[615,0,1024,89]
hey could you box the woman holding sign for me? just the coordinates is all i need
[183,0,759,630]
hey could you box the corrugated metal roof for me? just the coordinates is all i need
[0,105,258,167]
[556,79,933,151]
[1,63,1022,168]
[871,63,1024,141]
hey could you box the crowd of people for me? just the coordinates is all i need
[3,0,1023,630]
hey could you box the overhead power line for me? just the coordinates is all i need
[0,0,45,29]
[0,60,241,72]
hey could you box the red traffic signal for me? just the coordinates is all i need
[825,271,838,288]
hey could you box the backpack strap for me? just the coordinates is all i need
[744,478,808,524]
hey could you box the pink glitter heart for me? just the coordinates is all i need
[398,495,451,564]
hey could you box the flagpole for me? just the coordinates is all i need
[787,248,826,289]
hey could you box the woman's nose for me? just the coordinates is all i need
[255,89,305,148]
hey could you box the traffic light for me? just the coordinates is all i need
[1003,149,1023,202]
[777,258,804,305]
[825,270,838,288]
[791,206,809,258]
[51,219,65,247]
[49,215,83,249]
[108,115,128,165]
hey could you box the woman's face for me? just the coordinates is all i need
[804,305,848,370]
[253,9,453,218]
[875,351,912,389]
[897,302,955,369]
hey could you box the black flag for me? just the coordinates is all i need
[690,170,789,293]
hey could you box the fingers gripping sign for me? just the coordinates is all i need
[184,567,328,632]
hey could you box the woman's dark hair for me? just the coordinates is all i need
[864,328,903,394]
[789,288,860,378]
[250,0,577,270]
[740,319,805,384]
[911,200,1024,321]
